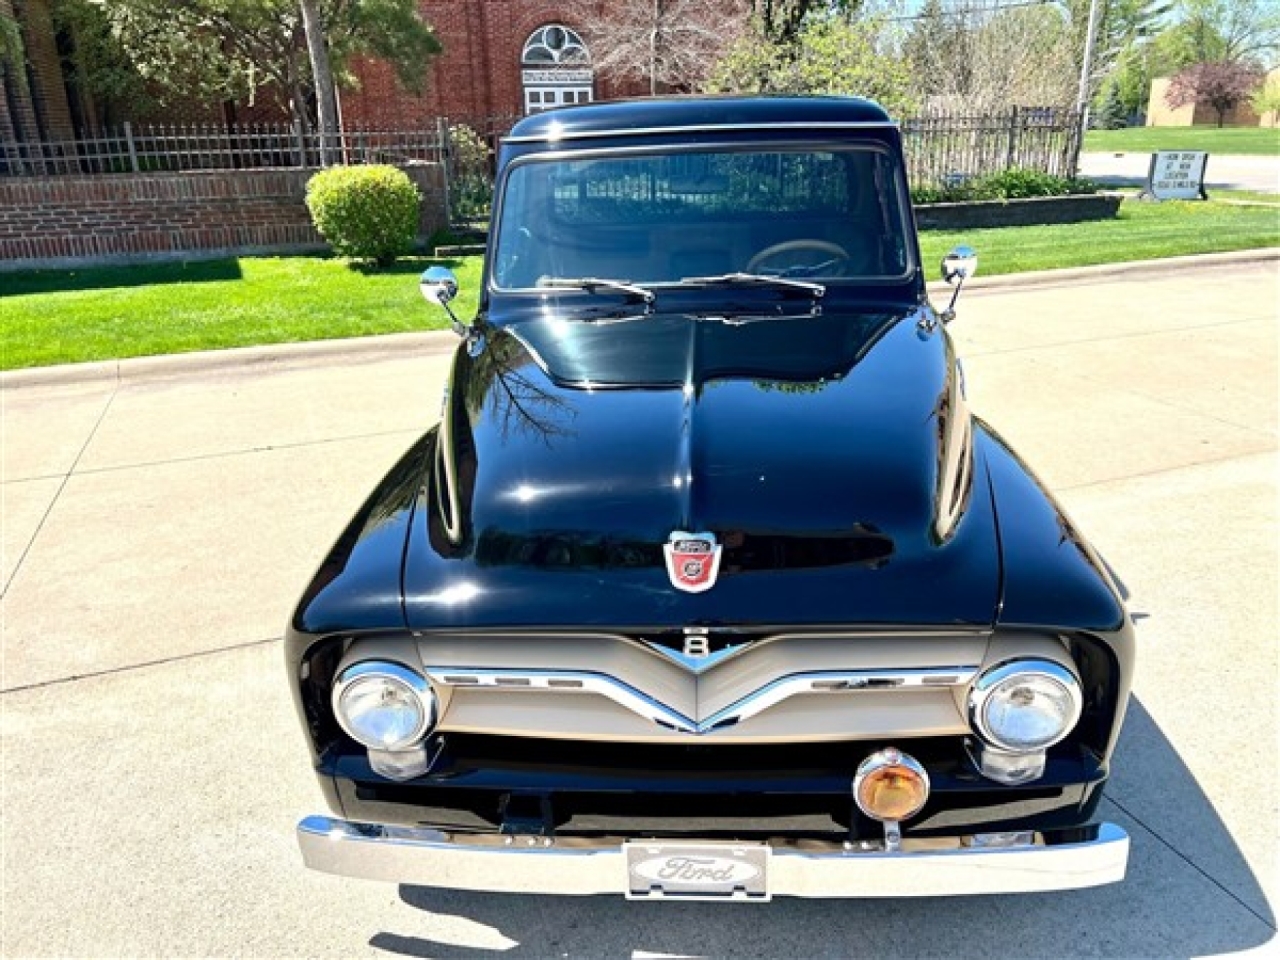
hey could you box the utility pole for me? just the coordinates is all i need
[1075,0,1104,121]
[1072,0,1104,176]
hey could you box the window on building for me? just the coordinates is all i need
[521,25,593,115]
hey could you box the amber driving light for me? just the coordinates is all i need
[853,748,931,822]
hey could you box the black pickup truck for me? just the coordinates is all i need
[287,95,1133,901]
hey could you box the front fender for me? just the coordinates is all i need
[978,421,1134,760]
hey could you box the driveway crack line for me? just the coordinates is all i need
[1057,447,1276,494]
[0,635,281,695]
[66,427,423,478]
[1106,794,1277,931]
[1,385,119,599]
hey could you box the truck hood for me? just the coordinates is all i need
[404,305,999,630]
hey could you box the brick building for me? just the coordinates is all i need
[2,0,658,149]
[1144,69,1279,128]
[340,2,648,127]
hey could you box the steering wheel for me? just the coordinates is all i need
[745,239,852,276]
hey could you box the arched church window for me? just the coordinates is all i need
[521,25,590,66]
[521,25,593,114]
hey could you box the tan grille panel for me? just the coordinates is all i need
[412,630,988,744]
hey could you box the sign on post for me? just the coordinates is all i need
[1139,151,1210,201]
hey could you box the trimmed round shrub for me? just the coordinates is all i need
[305,164,421,267]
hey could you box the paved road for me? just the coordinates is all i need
[2,252,1277,957]
[1079,151,1280,193]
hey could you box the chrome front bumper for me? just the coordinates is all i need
[297,816,1129,898]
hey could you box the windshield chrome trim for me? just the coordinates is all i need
[424,666,979,735]
[504,121,898,144]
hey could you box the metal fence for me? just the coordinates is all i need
[1,108,1082,176]
[1,108,1082,221]
[0,120,458,176]
[902,107,1084,186]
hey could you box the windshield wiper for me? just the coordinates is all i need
[536,277,656,306]
[677,273,826,298]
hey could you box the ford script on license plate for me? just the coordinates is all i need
[624,841,771,901]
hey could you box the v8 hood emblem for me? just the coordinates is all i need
[664,531,723,593]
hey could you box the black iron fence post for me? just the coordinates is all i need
[437,116,453,226]
[123,121,140,173]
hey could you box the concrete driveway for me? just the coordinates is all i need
[1079,151,1280,193]
[2,251,1277,957]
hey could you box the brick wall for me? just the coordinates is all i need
[340,0,647,125]
[0,165,447,269]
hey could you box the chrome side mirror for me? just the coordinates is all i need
[419,267,467,337]
[941,246,978,285]
[419,266,458,305]
[939,246,978,325]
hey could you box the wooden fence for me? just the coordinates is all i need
[902,107,1084,185]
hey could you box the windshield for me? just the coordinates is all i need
[491,146,912,291]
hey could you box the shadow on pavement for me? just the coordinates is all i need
[1,257,244,295]
[375,697,1275,958]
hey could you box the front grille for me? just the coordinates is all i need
[415,629,987,743]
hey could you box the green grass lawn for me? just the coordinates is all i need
[2,198,1277,370]
[1,255,480,370]
[919,198,1277,277]
[1212,188,1280,204]
[1083,126,1280,155]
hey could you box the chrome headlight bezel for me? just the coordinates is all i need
[332,660,436,751]
[968,659,1083,754]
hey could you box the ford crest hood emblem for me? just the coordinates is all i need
[664,531,723,593]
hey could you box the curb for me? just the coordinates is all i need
[5,249,1277,391]
[1,329,460,390]
[927,247,1278,297]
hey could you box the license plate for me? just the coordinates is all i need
[624,841,771,901]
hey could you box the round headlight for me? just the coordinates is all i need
[969,660,1082,753]
[333,661,436,751]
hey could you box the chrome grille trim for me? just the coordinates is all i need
[425,666,979,735]
[701,668,977,731]
[426,668,700,733]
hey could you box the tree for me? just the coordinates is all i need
[300,0,340,162]
[751,0,864,44]
[60,0,440,134]
[1250,72,1280,124]
[49,0,157,125]
[902,1,1076,112]
[1165,59,1265,124]
[706,13,916,118]
[1061,0,1172,117]
[1095,79,1130,126]
[0,10,27,148]
[901,0,970,100]
[1169,0,1280,64]
[573,0,751,94]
